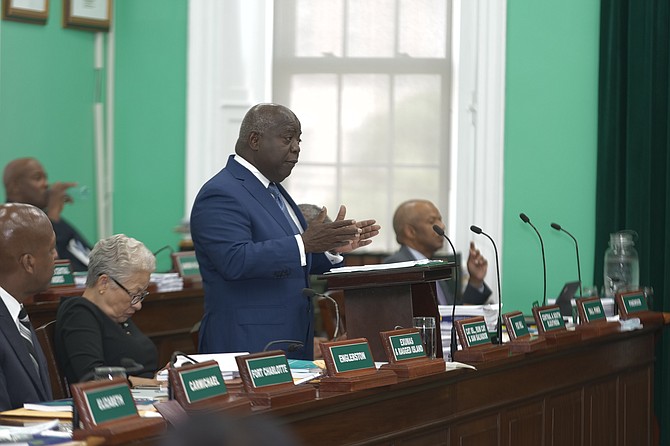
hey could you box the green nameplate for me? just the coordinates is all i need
[175,254,200,278]
[389,332,426,361]
[84,383,137,425]
[582,299,606,322]
[178,364,227,403]
[330,342,375,373]
[462,320,490,347]
[622,293,648,313]
[538,308,566,332]
[247,354,293,388]
[508,313,530,338]
[51,261,74,287]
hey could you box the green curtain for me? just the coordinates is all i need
[596,0,670,441]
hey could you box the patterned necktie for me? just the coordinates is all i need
[18,308,40,373]
[268,183,301,234]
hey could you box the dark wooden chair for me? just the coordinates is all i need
[35,320,70,399]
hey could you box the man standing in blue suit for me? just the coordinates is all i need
[0,203,56,409]
[191,104,380,359]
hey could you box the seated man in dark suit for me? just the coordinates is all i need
[3,157,91,271]
[0,203,56,409]
[384,199,491,305]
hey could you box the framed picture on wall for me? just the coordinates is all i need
[2,0,49,24]
[63,0,111,31]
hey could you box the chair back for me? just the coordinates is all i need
[35,320,70,399]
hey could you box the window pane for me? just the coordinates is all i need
[341,74,390,164]
[286,165,337,212]
[347,0,396,57]
[398,0,447,57]
[391,166,440,206]
[393,75,442,165]
[340,166,392,250]
[295,0,344,57]
[290,75,338,163]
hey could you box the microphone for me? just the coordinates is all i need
[519,213,547,306]
[168,352,200,400]
[169,351,200,368]
[432,225,460,361]
[263,339,305,353]
[302,288,340,339]
[550,222,583,298]
[152,245,174,257]
[120,358,144,375]
[78,359,146,383]
[469,225,503,345]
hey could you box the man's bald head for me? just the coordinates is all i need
[3,158,49,209]
[0,203,56,300]
[392,199,445,258]
[234,103,302,183]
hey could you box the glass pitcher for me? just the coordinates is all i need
[603,230,639,297]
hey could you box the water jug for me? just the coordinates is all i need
[603,230,639,297]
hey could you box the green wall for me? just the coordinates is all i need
[0,0,187,272]
[502,0,600,313]
[0,0,98,243]
[113,0,187,270]
[1,0,600,285]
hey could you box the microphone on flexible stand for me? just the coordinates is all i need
[168,352,201,400]
[302,288,340,339]
[74,357,147,426]
[550,222,583,298]
[432,225,459,360]
[120,358,144,375]
[263,339,305,353]
[470,225,503,344]
[520,213,547,306]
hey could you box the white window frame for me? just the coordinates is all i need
[185,0,506,302]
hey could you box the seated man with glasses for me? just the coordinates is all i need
[54,234,158,384]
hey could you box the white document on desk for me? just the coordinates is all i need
[156,352,249,381]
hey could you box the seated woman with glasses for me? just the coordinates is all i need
[55,234,158,383]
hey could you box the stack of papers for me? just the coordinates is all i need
[151,273,184,292]
[438,304,500,360]
[0,419,71,444]
[156,352,248,382]
[325,259,447,274]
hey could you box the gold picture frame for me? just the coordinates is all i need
[2,0,49,25]
[63,0,111,31]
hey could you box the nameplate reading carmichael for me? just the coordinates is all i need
[83,383,137,425]
[245,354,294,388]
[178,363,228,403]
[537,307,566,332]
[329,341,375,373]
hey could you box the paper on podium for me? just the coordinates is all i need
[324,259,446,274]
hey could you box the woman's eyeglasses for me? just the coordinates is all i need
[108,275,149,305]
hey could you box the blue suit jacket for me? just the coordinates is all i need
[190,156,336,359]
[0,302,52,410]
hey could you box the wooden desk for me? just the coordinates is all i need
[25,285,204,366]
[273,324,658,445]
[4,321,660,445]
